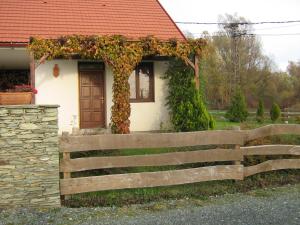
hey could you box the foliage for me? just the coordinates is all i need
[295,116,300,124]
[164,59,214,132]
[0,70,29,91]
[225,88,248,122]
[29,35,207,133]
[15,85,37,93]
[201,14,299,110]
[256,99,264,123]
[270,102,281,122]
[287,60,300,107]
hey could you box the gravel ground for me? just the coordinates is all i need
[0,184,299,225]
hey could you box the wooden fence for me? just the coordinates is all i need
[210,110,300,122]
[59,124,300,196]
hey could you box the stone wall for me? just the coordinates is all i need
[0,105,60,208]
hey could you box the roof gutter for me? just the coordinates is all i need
[0,42,28,48]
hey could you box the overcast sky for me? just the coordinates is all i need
[159,0,300,71]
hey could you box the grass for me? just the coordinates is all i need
[64,119,300,208]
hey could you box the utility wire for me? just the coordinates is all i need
[254,23,300,31]
[175,20,300,25]
[187,32,300,37]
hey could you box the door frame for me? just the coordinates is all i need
[78,62,107,129]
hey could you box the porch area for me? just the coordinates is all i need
[0,47,34,105]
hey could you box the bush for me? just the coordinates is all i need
[270,102,281,122]
[295,116,300,124]
[256,99,265,123]
[225,88,248,122]
[164,59,215,132]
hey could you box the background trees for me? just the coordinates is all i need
[201,14,299,110]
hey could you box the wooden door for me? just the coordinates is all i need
[79,69,105,129]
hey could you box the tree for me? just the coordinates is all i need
[164,59,215,132]
[287,60,300,107]
[270,102,281,122]
[256,99,264,123]
[201,14,300,110]
[225,88,248,122]
[202,14,274,109]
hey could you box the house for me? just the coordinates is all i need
[0,0,186,133]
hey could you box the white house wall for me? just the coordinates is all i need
[35,60,79,133]
[35,60,170,133]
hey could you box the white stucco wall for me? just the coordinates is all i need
[35,60,79,132]
[35,60,170,133]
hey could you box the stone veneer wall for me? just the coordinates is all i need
[0,105,60,208]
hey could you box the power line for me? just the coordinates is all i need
[187,32,300,37]
[176,20,300,25]
[254,23,300,31]
[254,33,300,36]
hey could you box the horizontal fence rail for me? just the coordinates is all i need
[242,145,300,156]
[59,125,300,197]
[244,159,300,177]
[60,149,243,172]
[210,110,300,121]
[61,165,244,195]
[60,130,244,152]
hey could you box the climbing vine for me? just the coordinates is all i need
[29,35,207,134]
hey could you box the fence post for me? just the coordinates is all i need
[232,126,243,180]
[283,108,289,124]
[61,132,71,201]
[233,126,241,165]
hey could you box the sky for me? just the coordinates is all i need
[159,0,300,71]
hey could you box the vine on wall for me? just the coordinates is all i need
[29,35,207,134]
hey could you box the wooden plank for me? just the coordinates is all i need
[232,126,241,166]
[244,159,300,177]
[60,148,243,172]
[29,52,35,104]
[245,124,300,142]
[234,144,241,165]
[243,145,300,156]
[62,153,71,179]
[60,165,244,195]
[194,54,199,90]
[59,130,244,152]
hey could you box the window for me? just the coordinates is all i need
[129,62,154,102]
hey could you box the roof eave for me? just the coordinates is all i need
[0,42,28,48]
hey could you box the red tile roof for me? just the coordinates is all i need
[0,0,185,44]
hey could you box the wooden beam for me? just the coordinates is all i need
[186,58,195,70]
[35,53,49,69]
[60,165,244,195]
[245,124,300,142]
[59,130,244,152]
[242,145,300,156]
[244,159,300,177]
[29,52,35,104]
[60,148,244,172]
[194,54,200,90]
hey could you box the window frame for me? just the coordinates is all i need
[130,62,155,103]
